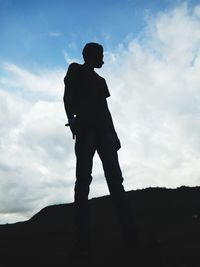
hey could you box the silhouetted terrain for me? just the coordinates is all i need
[0,186,200,266]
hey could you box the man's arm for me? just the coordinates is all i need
[63,63,77,121]
[63,63,78,138]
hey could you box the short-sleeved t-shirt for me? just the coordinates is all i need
[64,63,114,131]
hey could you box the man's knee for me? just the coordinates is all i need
[106,174,125,194]
[76,158,93,182]
[74,173,92,198]
[104,166,123,182]
[75,174,92,187]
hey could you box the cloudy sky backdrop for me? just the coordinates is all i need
[0,0,200,223]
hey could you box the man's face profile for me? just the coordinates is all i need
[93,50,104,69]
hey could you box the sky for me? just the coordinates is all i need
[0,0,200,224]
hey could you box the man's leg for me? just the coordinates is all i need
[74,130,96,244]
[97,133,138,244]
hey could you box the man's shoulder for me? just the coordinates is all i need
[68,62,82,72]
[65,63,83,80]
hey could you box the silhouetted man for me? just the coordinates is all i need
[63,43,137,250]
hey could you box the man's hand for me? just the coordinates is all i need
[111,131,121,151]
[65,117,77,139]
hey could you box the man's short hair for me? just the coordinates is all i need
[82,42,103,62]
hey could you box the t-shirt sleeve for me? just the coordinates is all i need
[103,78,111,98]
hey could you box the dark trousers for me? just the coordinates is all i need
[74,129,137,243]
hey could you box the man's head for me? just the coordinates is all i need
[82,42,104,68]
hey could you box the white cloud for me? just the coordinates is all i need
[194,5,200,17]
[63,51,80,65]
[100,3,200,190]
[1,3,200,223]
[49,31,62,37]
[1,63,64,100]
[0,66,76,223]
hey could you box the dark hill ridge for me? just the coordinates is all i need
[0,186,200,266]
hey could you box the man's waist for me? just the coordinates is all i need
[75,116,112,131]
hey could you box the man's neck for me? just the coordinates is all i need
[83,62,94,72]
